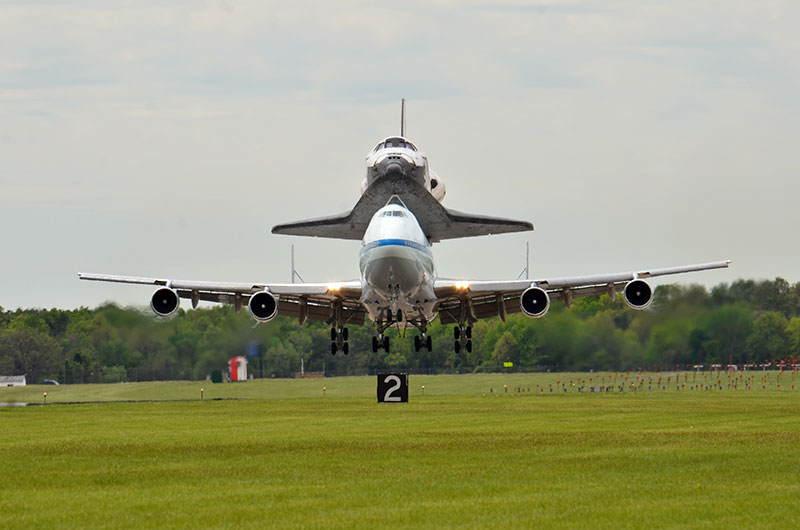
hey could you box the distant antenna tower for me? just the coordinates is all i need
[517,242,530,280]
[400,98,406,137]
[291,244,305,283]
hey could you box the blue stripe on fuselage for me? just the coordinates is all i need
[361,238,432,256]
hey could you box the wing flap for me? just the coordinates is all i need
[435,279,532,298]
[277,298,366,325]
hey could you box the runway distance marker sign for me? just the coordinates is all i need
[377,373,408,403]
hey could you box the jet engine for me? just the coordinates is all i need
[248,291,278,322]
[151,287,180,317]
[520,286,550,318]
[623,279,653,309]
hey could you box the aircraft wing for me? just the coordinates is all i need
[78,273,365,326]
[271,173,533,242]
[433,260,731,324]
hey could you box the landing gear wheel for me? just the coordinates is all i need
[343,342,349,355]
[396,309,403,322]
[426,335,432,351]
[386,308,393,323]
[454,326,460,340]
[466,340,473,353]
[466,326,472,339]
[372,336,379,353]
[330,328,337,341]
[454,340,461,354]
[342,327,349,341]
[331,342,337,355]
[383,336,390,352]
[414,335,421,352]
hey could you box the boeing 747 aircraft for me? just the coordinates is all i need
[80,194,729,354]
[80,102,729,354]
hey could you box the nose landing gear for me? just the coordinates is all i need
[413,334,433,353]
[371,333,391,353]
[372,312,393,353]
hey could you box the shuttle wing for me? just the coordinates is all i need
[271,173,533,242]
[433,260,731,324]
[78,273,365,325]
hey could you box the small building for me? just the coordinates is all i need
[0,375,26,387]
[229,356,247,382]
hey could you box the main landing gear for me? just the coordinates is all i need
[372,334,390,353]
[404,309,432,353]
[371,308,434,353]
[372,308,397,353]
[330,327,349,355]
[454,325,472,354]
[414,334,433,353]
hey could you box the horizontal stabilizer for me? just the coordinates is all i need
[271,173,533,242]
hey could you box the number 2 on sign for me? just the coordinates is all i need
[383,375,402,402]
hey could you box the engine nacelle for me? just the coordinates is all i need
[248,291,278,322]
[151,287,180,317]
[623,279,653,309]
[520,286,550,318]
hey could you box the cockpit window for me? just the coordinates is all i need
[382,210,406,217]
[376,138,416,151]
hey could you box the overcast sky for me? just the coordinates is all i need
[1,1,798,310]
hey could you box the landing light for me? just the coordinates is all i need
[327,283,343,292]
[455,281,470,290]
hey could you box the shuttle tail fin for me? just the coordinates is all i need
[400,98,406,137]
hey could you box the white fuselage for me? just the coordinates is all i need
[359,203,437,325]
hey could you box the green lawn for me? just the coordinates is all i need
[1,370,794,403]
[2,375,799,529]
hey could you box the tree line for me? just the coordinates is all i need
[2,278,800,384]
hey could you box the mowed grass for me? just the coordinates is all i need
[1,370,793,403]
[2,376,800,529]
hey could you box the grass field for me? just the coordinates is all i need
[2,373,800,529]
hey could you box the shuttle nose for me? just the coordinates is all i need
[385,162,406,176]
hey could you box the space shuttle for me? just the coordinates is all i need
[271,100,533,242]
[359,100,446,202]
